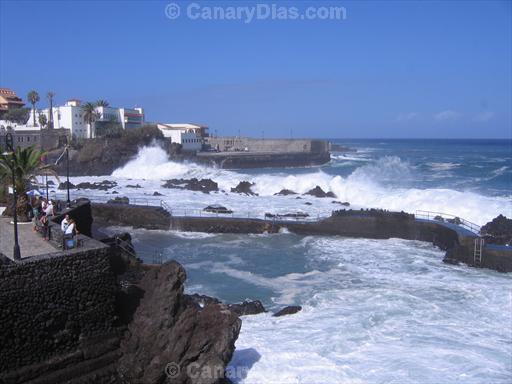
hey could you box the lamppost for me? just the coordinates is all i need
[4,133,21,260]
[63,136,70,207]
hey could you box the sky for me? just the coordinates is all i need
[0,0,511,139]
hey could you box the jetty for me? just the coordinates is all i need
[50,193,512,273]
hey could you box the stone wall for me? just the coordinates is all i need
[206,137,330,153]
[0,248,120,383]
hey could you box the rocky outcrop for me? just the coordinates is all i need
[481,214,512,245]
[228,300,266,316]
[304,186,336,198]
[92,203,171,230]
[108,196,130,204]
[273,306,302,317]
[58,181,76,190]
[75,180,117,191]
[117,262,241,384]
[203,205,233,214]
[162,178,219,194]
[231,181,257,195]
[274,189,297,196]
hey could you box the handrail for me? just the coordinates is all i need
[415,210,481,234]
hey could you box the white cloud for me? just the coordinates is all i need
[396,112,418,122]
[473,111,495,122]
[434,110,461,121]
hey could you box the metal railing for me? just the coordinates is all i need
[415,210,481,234]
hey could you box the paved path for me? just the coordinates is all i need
[0,217,58,260]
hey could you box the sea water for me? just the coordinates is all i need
[62,139,511,383]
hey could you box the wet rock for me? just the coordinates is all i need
[231,181,257,195]
[481,214,512,245]
[332,201,350,206]
[58,181,76,190]
[107,196,129,204]
[47,180,55,186]
[126,184,142,189]
[112,191,119,194]
[304,186,336,198]
[304,202,313,206]
[203,205,234,214]
[265,212,310,219]
[273,306,302,317]
[152,191,163,196]
[118,261,241,383]
[185,294,222,308]
[274,189,297,196]
[228,300,266,316]
[75,180,117,191]
[162,178,219,194]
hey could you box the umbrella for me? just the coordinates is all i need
[26,190,44,197]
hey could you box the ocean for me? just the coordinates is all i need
[64,138,511,383]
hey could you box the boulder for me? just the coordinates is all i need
[74,180,117,191]
[332,201,350,206]
[126,184,142,189]
[152,191,163,196]
[108,196,129,204]
[231,181,257,195]
[203,205,234,214]
[228,300,266,316]
[274,189,297,196]
[481,214,512,245]
[117,262,241,383]
[162,178,219,194]
[304,186,336,198]
[58,181,76,190]
[273,305,302,317]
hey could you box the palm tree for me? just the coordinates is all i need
[27,90,40,127]
[47,91,55,129]
[38,113,48,128]
[0,146,58,221]
[82,102,100,138]
[96,99,109,107]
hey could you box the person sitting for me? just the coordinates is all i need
[63,218,77,249]
[44,200,54,217]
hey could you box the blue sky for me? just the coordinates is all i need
[0,0,510,138]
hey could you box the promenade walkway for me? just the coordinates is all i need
[0,217,57,260]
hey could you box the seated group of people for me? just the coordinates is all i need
[31,197,56,241]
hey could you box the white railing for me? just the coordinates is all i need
[415,210,481,234]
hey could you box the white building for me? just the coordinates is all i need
[26,100,144,139]
[157,123,208,152]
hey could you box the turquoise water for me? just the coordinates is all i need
[96,138,512,383]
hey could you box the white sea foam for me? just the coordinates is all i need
[54,145,512,226]
[226,237,512,384]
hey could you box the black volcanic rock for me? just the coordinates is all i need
[152,191,163,196]
[58,181,76,190]
[185,293,222,308]
[203,205,233,214]
[228,300,266,316]
[332,201,350,206]
[117,262,241,383]
[265,212,310,219]
[274,189,298,196]
[231,181,257,195]
[162,178,219,194]
[108,196,129,204]
[126,184,142,189]
[481,215,512,245]
[75,180,117,190]
[273,305,302,317]
[304,186,336,198]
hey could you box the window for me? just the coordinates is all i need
[27,136,30,142]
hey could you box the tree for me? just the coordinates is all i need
[47,91,55,129]
[82,102,100,138]
[3,108,30,124]
[27,90,40,127]
[96,99,109,107]
[38,113,48,128]
[0,146,58,221]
